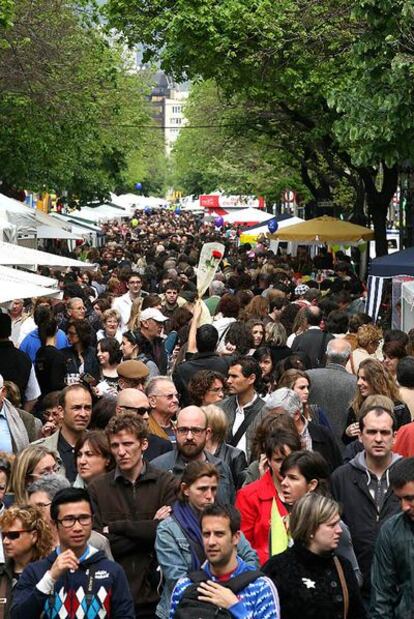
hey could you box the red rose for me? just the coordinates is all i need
[212,250,222,259]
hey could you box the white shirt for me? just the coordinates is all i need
[232,393,258,453]
[112,293,133,331]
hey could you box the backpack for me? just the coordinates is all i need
[174,568,263,619]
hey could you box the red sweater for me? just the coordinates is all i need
[235,469,288,565]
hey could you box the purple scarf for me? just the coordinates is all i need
[172,501,205,570]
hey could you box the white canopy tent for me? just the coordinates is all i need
[0,265,59,288]
[111,193,168,210]
[73,205,128,223]
[0,221,17,243]
[222,207,273,225]
[0,241,93,268]
[51,214,104,247]
[0,193,37,236]
[0,280,62,304]
[240,216,304,241]
[36,226,84,240]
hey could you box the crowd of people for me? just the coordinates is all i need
[0,208,414,618]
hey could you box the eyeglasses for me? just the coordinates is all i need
[176,426,207,436]
[29,465,59,479]
[207,387,224,394]
[2,530,33,540]
[32,502,52,509]
[56,514,93,528]
[153,392,179,400]
[120,405,150,416]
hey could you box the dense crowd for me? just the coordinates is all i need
[0,208,413,618]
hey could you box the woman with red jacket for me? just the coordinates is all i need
[235,429,302,565]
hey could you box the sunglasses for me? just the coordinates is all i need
[121,405,150,416]
[2,530,33,540]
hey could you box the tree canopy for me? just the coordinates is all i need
[0,0,166,201]
[104,0,414,254]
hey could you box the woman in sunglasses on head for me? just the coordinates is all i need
[9,445,60,505]
[0,504,54,617]
[73,431,115,489]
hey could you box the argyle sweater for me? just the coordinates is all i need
[11,548,134,619]
[169,557,280,619]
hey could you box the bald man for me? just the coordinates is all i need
[151,406,235,504]
[307,338,357,450]
[116,388,172,462]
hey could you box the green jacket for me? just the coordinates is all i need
[370,511,414,619]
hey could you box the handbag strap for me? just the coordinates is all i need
[333,556,349,619]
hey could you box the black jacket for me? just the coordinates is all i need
[34,345,66,396]
[263,543,366,619]
[214,441,248,489]
[308,422,343,473]
[173,351,229,406]
[145,433,173,462]
[330,451,401,594]
[0,340,31,401]
[0,559,14,619]
[291,328,334,368]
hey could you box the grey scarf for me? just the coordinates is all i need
[2,398,29,453]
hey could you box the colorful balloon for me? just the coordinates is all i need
[135,182,143,190]
[144,206,152,215]
[214,216,224,227]
[267,218,278,233]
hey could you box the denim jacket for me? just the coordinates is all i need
[155,516,259,619]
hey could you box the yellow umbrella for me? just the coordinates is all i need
[269,215,374,244]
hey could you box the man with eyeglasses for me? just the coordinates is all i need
[151,406,235,505]
[12,487,135,619]
[88,412,177,619]
[112,272,148,331]
[116,388,172,461]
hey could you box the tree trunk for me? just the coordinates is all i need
[360,163,398,257]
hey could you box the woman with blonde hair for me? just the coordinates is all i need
[344,358,410,444]
[346,323,382,374]
[127,297,143,331]
[286,306,308,347]
[10,445,60,505]
[263,494,366,618]
[0,504,54,614]
[203,404,247,489]
[96,308,122,343]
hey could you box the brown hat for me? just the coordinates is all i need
[117,360,149,380]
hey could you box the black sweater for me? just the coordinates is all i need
[263,543,366,619]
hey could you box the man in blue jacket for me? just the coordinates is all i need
[11,487,134,619]
[169,503,280,619]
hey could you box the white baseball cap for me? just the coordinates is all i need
[140,308,168,323]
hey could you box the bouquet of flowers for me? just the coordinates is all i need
[196,242,225,298]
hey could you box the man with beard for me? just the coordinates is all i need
[151,406,235,504]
